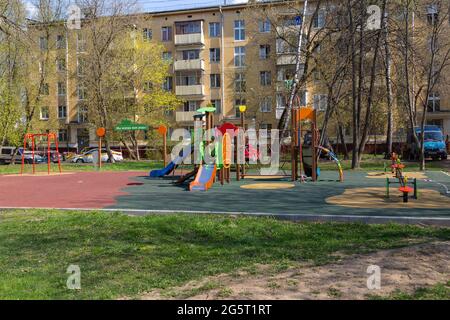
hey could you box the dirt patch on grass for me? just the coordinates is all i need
[137,241,450,300]
[327,187,450,209]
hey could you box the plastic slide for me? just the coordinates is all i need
[149,146,191,178]
[189,164,217,191]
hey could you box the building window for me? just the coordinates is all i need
[56,58,66,72]
[260,97,272,112]
[78,105,88,123]
[259,45,270,60]
[210,74,221,88]
[144,82,153,93]
[211,100,221,114]
[209,22,221,37]
[56,35,66,49]
[163,76,173,91]
[427,4,439,25]
[40,106,49,120]
[176,72,202,86]
[260,123,272,139]
[234,46,245,67]
[299,90,308,106]
[77,85,87,100]
[162,51,172,61]
[427,93,440,112]
[143,28,152,41]
[161,26,172,41]
[182,49,200,60]
[259,19,271,33]
[183,101,198,112]
[39,37,48,50]
[58,105,67,119]
[77,58,85,76]
[38,61,45,75]
[209,48,220,63]
[313,94,328,111]
[313,68,321,82]
[235,73,246,93]
[77,33,86,53]
[40,83,49,96]
[57,82,66,96]
[58,129,68,142]
[260,71,271,86]
[276,38,296,54]
[234,20,245,41]
[313,10,326,28]
[175,21,201,34]
[235,99,246,118]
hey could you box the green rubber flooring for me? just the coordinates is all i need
[109,170,450,218]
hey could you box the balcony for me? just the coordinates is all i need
[174,59,205,71]
[176,111,197,122]
[277,54,297,65]
[175,85,205,96]
[174,33,204,46]
[276,25,301,36]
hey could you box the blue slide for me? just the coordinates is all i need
[150,146,191,178]
[189,164,217,191]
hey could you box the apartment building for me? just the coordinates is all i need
[28,1,450,151]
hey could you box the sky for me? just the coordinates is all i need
[25,0,249,19]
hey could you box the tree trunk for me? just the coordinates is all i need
[383,5,394,159]
[120,138,136,160]
[347,0,360,169]
[132,131,140,161]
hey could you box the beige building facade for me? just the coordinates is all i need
[29,1,450,151]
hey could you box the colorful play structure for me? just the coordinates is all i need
[150,104,345,191]
[20,133,62,175]
[385,152,418,203]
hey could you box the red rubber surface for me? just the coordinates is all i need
[0,171,143,209]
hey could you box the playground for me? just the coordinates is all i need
[1,105,449,224]
[1,168,450,224]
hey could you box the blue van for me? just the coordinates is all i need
[408,126,447,160]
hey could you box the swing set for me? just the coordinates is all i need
[20,133,62,175]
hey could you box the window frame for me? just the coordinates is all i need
[161,26,173,42]
[209,22,221,37]
[40,106,49,120]
[234,20,245,41]
[234,46,245,67]
[210,74,221,88]
[58,105,67,119]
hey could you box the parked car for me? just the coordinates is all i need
[41,151,64,163]
[407,125,447,160]
[71,148,124,163]
[0,147,45,164]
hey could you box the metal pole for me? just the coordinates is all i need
[32,136,35,174]
[47,135,51,175]
[55,134,62,173]
[98,136,102,170]
[163,133,167,167]
[21,136,26,175]
[311,110,318,182]
[240,111,245,178]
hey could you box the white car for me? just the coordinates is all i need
[71,149,124,163]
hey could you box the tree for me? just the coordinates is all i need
[0,0,24,147]
[74,0,179,161]
[397,0,450,170]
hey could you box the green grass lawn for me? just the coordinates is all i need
[0,210,448,300]
[369,281,450,300]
